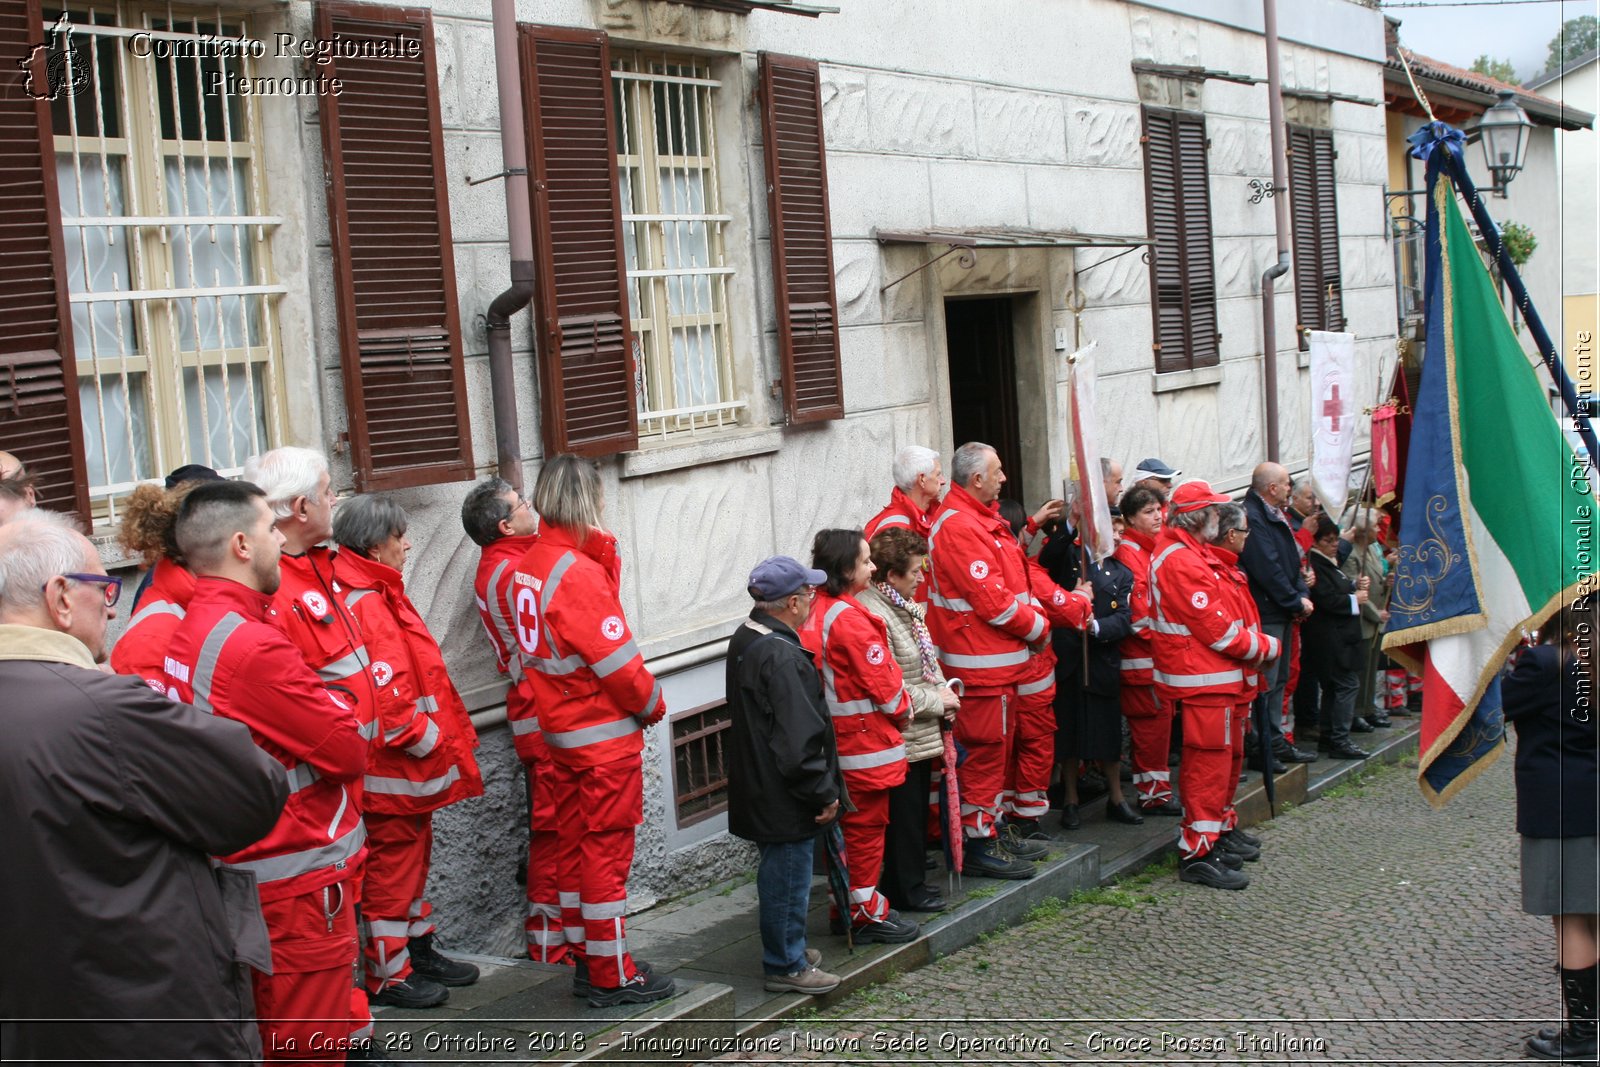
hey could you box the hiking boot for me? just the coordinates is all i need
[999,823,1049,860]
[764,965,841,995]
[852,910,920,944]
[1216,831,1262,862]
[963,836,1036,880]
[370,975,449,1009]
[1178,854,1250,890]
[587,968,676,1009]
[408,933,479,987]
[1227,827,1262,848]
[572,957,653,998]
[1006,817,1051,841]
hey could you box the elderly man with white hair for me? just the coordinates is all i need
[865,444,944,541]
[0,510,287,1062]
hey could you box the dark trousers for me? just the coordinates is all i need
[880,757,935,909]
[1252,618,1295,747]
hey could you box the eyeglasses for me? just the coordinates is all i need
[511,497,531,515]
[49,573,123,607]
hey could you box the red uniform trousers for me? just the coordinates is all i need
[552,755,643,990]
[1281,622,1302,739]
[522,746,566,964]
[1223,723,1247,833]
[1004,682,1055,821]
[954,689,1013,840]
[253,880,371,1063]
[1175,698,1246,860]
[839,778,892,923]
[1122,685,1175,807]
[361,813,438,993]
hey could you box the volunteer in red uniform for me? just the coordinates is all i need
[995,499,1093,848]
[164,480,371,1062]
[1114,484,1183,815]
[1208,502,1267,862]
[926,442,1050,880]
[864,444,944,541]
[800,529,920,943]
[333,495,484,1010]
[462,478,565,965]
[110,483,197,688]
[513,455,675,1008]
[1149,481,1279,891]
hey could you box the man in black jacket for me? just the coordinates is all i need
[726,556,844,996]
[1239,463,1318,768]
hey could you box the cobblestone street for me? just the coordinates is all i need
[716,753,1556,1065]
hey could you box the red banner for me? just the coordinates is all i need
[1371,402,1398,507]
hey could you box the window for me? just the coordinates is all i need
[1288,125,1344,342]
[50,9,283,523]
[671,702,731,827]
[611,51,741,438]
[1141,106,1219,373]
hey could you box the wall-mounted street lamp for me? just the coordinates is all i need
[1477,89,1533,197]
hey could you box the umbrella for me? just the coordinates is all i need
[819,820,854,952]
[1254,689,1277,817]
[939,721,963,895]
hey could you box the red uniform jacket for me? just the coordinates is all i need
[513,525,664,769]
[799,590,912,790]
[925,484,1047,692]
[1114,528,1157,686]
[164,577,368,901]
[1211,544,1270,697]
[864,486,933,541]
[337,551,483,816]
[110,557,195,690]
[1149,527,1280,707]
[270,547,379,727]
[474,533,543,764]
[1017,558,1093,696]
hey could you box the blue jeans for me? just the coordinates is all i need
[756,838,815,976]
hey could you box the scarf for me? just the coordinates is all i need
[877,581,939,682]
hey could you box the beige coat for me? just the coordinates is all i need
[858,584,949,764]
[1340,541,1389,639]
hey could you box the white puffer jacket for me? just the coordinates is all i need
[858,583,950,765]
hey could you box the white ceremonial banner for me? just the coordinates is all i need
[1308,329,1358,517]
[1068,341,1116,563]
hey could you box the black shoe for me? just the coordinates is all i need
[1006,818,1051,841]
[1178,854,1250,890]
[1212,847,1245,870]
[1329,742,1370,760]
[999,823,1049,860]
[1227,827,1262,848]
[1368,713,1394,728]
[370,975,449,1009]
[1059,803,1081,830]
[1526,1028,1598,1060]
[1106,800,1145,825]
[1216,832,1261,862]
[1250,754,1288,774]
[1275,744,1318,763]
[963,837,1037,880]
[852,910,920,943]
[572,957,653,998]
[901,892,948,913]
[1350,716,1375,733]
[587,968,676,1008]
[408,933,479,987]
[1141,799,1184,816]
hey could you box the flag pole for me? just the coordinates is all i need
[1437,146,1600,463]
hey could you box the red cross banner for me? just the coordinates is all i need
[1067,341,1116,563]
[1308,329,1357,517]
[1370,401,1398,507]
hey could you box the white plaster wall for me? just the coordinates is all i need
[1545,62,1598,298]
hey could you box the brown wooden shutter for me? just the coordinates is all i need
[519,25,637,457]
[0,0,89,518]
[760,53,843,423]
[1289,125,1344,337]
[317,2,472,491]
[1142,107,1219,373]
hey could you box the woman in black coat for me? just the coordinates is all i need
[1503,603,1599,1061]
[1302,521,1371,760]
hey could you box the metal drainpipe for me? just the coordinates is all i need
[1260,0,1291,463]
[486,0,532,491]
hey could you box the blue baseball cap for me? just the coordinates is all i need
[1133,457,1181,481]
[748,556,826,600]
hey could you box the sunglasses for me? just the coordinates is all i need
[49,572,123,607]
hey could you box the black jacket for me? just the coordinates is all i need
[1302,549,1364,675]
[725,610,843,843]
[1049,550,1134,697]
[1239,490,1310,624]
[1502,643,1599,839]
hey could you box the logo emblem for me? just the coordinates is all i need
[969,560,989,580]
[866,644,886,666]
[301,591,327,617]
[601,616,625,641]
[372,661,394,687]
[1190,591,1209,610]
[1051,589,1066,605]
[18,15,91,102]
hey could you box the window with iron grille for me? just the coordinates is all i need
[671,701,731,827]
[610,51,742,438]
[1141,106,1220,373]
[1288,125,1344,344]
[49,7,282,525]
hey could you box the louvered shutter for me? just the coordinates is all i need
[1289,125,1344,336]
[519,25,637,457]
[1142,107,1219,373]
[317,2,472,491]
[0,0,89,518]
[760,53,843,423]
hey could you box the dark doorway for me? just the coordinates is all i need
[945,296,1023,502]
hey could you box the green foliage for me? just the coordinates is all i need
[1069,885,1159,908]
[1469,54,1518,84]
[964,885,1001,900]
[1021,896,1066,922]
[1546,16,1598,73]
[1500,220,1537,267]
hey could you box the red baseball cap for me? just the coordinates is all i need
[1169,479,1230,513]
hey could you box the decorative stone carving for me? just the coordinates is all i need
[1067,100,1143,168]
[820,66,871,152]
[1130,10,1199,66]
[1073,244,1150,307]
[832,241,882,327]
[868,73,976,158]
[1208,117,1270,177]
[973,87,1067,164]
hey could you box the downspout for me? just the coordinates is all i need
[1260,0,1291,463]
[486,0,532,490]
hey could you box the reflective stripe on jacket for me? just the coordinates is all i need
[1114,529,1157,686]
[864,485,933,541]
[475,535,545,764]
[110,557,196,690]
[1211,544,1269,697]
[513,525,663,768]
[164,576,369,902]
[798,590,910,790]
